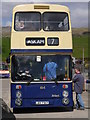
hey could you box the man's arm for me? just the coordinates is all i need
[43,64,46,72]
[72,74,78,82]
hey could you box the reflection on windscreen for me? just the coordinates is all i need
[11,55,71,82]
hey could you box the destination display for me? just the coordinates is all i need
[47,38,59,46]
[26,38,45,46]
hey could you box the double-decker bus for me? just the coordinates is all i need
[10,4,73,112]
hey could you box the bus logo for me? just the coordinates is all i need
[40,86,45,90]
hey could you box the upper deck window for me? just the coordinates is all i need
[43,12,69,31]
[14,12,69,31]
[15,12,41,31]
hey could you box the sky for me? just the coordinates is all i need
[1,1,88,28]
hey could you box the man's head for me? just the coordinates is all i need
[74,66,81,74]
[48,58,52,62]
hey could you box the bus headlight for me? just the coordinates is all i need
[62,90,69,97]
[62,98,69,105]
[15,98,22,106]
[16,91,22,98]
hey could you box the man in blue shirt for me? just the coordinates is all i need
[43,60,58,80]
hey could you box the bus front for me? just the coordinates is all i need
[11,4,73,111]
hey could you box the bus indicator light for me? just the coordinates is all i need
[19,85,22,89]
[16,85,22,89]
[43,76,46,81]
[62,84,68,89]
[68,78,70,81]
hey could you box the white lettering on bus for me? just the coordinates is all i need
[27,40,44,44]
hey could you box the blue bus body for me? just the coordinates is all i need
[11,82,73,108]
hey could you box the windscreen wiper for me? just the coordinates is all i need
[17,72,34,85]
[26,77,34,86]
[17,72,31,77]
[51,78,58,85]
[55,79,58,84]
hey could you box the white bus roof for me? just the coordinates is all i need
[13,4,70,13]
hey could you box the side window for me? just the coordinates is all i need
[64,58,69,78]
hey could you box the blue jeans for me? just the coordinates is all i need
[76,93,84,109]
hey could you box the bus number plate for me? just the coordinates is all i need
[36,101,49,105]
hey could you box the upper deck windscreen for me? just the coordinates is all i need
[43,12,69,31]
[14,12,69,31]
[15,12,41,31]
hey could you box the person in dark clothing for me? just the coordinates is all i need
[73,66,85,110]
[6,52,11,64]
